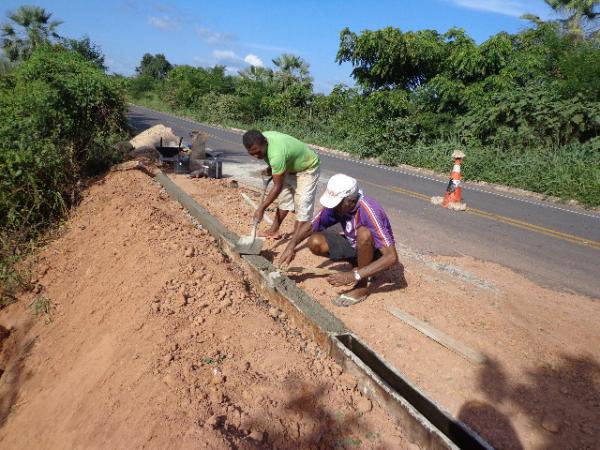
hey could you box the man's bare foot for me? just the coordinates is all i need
[258,229,282,239]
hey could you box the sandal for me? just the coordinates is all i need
[331,293,368,307]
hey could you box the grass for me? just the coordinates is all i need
[203,354,226,365]
[334,437,362,447]
[30,295,52,317]
[0,232,34,308]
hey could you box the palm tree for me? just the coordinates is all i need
[522,0,599,40]
[1,5,62,62]
[272,53,313,90]
[238,65,274,84]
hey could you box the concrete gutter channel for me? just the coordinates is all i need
[155,171,493,450]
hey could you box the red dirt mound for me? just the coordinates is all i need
[0,170,409,449]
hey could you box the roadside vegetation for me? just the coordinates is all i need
[0,2,598,304]
[128,2,600,208]
[0,6,128,304]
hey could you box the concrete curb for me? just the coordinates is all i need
[155,171,493,450]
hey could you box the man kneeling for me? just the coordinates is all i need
[279,174,399,307]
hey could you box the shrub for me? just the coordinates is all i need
[0,45,128,302]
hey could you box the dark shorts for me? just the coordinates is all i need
[322,232,382,267]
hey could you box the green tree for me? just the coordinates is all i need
[1,5,62,62]
[61,35,106,71]
[235,67,276,121]
[0,54,12,75]
[272,53,313,90]
[523,0,599,40]
[238,65,274,84]
[162,65,234,108]
[0,45,127,235]
[135,53,172,79]
[335,27,446,90]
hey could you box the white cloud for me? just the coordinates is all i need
[213,50,240,62]
[244,54,264,67]
[447,0,529,17]
[196,26,237,44]
[212,50,265,69]
[148,16,181,31]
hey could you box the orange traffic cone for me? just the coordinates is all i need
[431,150,467,211]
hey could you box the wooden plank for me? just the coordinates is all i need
[286,266,338,276]
[385,305,487,365]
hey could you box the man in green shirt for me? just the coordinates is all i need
[242,130,321,241]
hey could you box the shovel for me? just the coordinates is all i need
[234,176,271,255]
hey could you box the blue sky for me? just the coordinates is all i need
[2,0,554,92]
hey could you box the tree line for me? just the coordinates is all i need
[127,1,600,208]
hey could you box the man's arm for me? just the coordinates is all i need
[254,172,285,223]
[327,245,398,286]
[355,245,398,279]
[278,221,314,266]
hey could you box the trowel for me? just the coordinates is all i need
[234,175,271,255]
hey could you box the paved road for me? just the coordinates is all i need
[128,105,600,299]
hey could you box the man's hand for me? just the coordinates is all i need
[253,208,265,224]
[278,245,296,267]
[327,271,356,286]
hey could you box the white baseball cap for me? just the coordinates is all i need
[319,174,358,208]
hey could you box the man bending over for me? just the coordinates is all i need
[242,130,320,242]
[279,174,399,307]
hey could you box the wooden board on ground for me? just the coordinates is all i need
[385,304,487,365]
[286,266,338,276]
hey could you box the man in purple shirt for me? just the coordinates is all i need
[279,174,399,307]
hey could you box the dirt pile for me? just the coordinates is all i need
[0,170,408,449]
[129,123,181,149]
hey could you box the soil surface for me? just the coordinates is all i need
[0,169,409,449]
[171,174,600,450]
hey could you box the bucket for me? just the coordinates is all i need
[202,159,222,179]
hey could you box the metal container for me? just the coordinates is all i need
[202,158,222,179]
[156,137,184,159]
[174,155,190,174]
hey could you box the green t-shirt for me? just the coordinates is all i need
[263,131,320,175]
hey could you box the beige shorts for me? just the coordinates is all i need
[277,166,320,222]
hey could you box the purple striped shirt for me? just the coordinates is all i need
[311,195,395,249]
